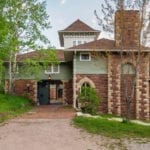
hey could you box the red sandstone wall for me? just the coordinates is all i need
[5,79,37,102]
[64,79,73,105]
[121,75,136,118]
[76,74,108,113]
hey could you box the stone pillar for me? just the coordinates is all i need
[108,54,121,115]
[136,55,150,120]
[33,80,37,103]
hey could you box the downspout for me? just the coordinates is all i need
[73,50,77,109]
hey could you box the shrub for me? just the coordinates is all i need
[78,87,101,115]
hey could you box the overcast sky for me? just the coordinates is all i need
[44,0,105,48]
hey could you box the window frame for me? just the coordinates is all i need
[80,52,91,61]
[45,64,60,74]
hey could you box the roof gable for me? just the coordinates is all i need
[61,19,99,32]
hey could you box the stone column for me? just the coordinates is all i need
[136,55,150,120]
[108,54,121,115]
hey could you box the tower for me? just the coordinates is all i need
[58,19,100,48]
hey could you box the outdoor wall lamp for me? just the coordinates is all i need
[48,74,51,80]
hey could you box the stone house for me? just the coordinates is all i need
[5,10,150,120]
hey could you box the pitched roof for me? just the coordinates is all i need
[58,19,100,47]
[16,50,65,62]
[60,19,99,32]
[68,38,115,50]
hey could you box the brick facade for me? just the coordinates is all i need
[115,10,140,48]
[76,74,108,113]
[5,79,37,102]
[136,55,150,120]
[108,54,121,115]
[63,79,73,105]
[108,54,150,120]
[121,75,136,118]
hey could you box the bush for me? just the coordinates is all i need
[78,87,101,115]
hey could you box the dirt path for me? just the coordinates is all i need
[0,105,149,150]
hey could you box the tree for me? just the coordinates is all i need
[94,0,149,121]
[0,0,56,94]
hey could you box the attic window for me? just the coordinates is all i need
[45,64,59,74]
[80,53,91,61]
[73,41,76,46]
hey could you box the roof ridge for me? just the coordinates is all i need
[61,19,99,32]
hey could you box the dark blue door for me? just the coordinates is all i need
[38,81,50,105]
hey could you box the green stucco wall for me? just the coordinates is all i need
[5,62,73,80]
[75,52,108,74]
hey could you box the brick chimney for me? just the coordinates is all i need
[115,10,140,48]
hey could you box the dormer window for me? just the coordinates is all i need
[78,41,82,45]
[73,41,76,46]
[45,64,60,74]
[80,53,91,61]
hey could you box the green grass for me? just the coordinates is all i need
[73,116,150,138]
[0,93,33,123]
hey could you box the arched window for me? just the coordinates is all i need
[122,63,135,74]
[80,82,90,96]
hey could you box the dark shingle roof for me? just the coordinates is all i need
[69,38,115,50]
[16,50,65,62]
[61,19,99,32]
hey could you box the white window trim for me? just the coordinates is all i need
[45,64,60,74]
[80,52,91,61]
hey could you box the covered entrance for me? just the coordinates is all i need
[37,80,63,105]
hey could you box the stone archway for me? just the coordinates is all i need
[77,77,96,91]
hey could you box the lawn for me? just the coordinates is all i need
[73,116,150,138]
[0,93,33,123]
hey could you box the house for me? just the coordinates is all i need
[5,10,150,120]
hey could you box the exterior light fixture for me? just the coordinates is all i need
[48,74,51,80]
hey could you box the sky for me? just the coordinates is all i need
[44,0,105,48]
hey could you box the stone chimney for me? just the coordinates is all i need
[115,10,140,48]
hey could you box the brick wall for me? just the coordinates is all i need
[115,10,140,48]
[76,74,108,113]
[63,79,73,105]
[108,54,150,120]
[108,54,121,115]
[5,79,37,102]
[136,55,150,120]
[121,75,136,118]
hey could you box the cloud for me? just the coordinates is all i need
[60,0,67,5]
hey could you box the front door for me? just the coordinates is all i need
[38,81,50,105]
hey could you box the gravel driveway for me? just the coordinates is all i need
[0,106,149,150]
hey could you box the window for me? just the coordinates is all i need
[80,53,91,61]
[45,64,59,74]
[78,41,82,45]
[122,63,135,74]
[73,41,76,46]
[80,82,90,96]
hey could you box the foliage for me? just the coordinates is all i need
[0,93,33,123]
[0,0,57,93]
[18,49,59,80]
[73,116,150,138]
[78,87,101,115]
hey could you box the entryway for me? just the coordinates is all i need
[37,80,63,105]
